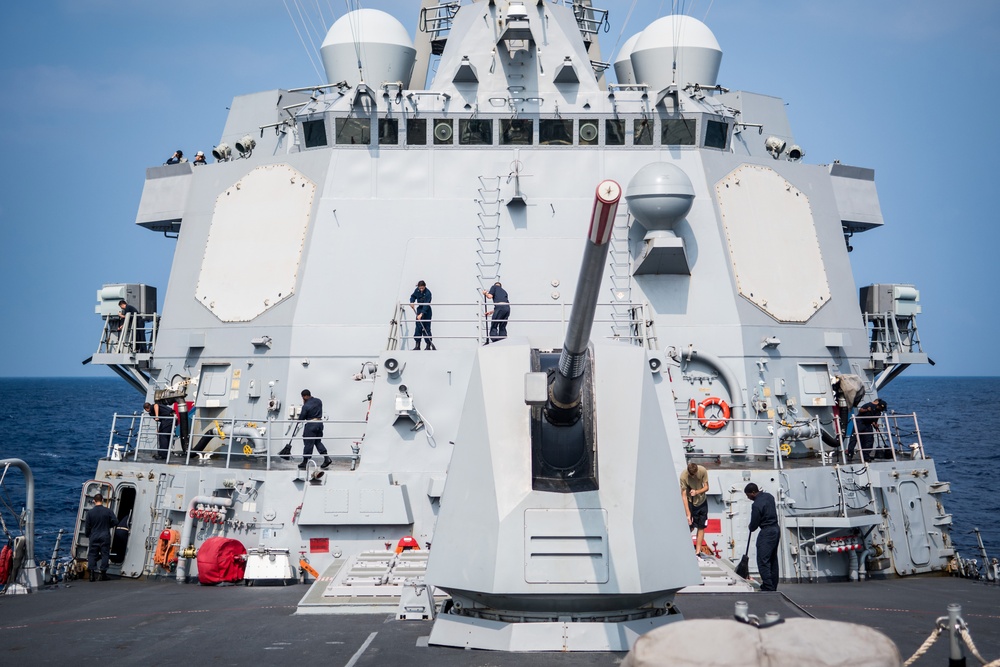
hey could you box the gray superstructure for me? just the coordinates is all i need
[77,0,952,652]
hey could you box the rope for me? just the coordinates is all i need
[960,626,1000,667]
[902,626,941,667]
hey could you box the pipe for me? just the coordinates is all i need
[848,548,859,582]
[671,347,748,452]
[193,424,262,453]
[777,423,819,443]
[0,459,41,589]
[176,495,234,582]
[857,546,874,580]
[176,401,190,451]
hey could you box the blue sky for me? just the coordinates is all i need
[1,1,997,377]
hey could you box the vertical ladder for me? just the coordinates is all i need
[142,472,173,576]
[475,176,503,342]
[607,209,637,343]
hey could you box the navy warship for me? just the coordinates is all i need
[3,1,997,662]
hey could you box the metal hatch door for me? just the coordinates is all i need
[897,480,932,567]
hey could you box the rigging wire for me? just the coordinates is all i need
[284,0,325,82]
[345,0,368,84]
[607,0,640,64]
[294,0,324,53]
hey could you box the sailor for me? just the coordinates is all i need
[409,280,435,350]
[165,149,186,165]
[483,281,510,343]
[298,390,332,470]
[84,495,118,582]
[144,402,174,459]
[117,299,146,352]
[849,398,887,461]
[744,483,780,591]
[192,151,207,166]
[680,462,711,555]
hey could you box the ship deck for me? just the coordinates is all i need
[1,577,997,665]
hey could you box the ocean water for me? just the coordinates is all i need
[0,376,997,566]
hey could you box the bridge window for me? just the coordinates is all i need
[336,118,370,145]
[459,119,493,145]
[579,119,599,145]
[406,118,427,145]
[662,118,696,146]
[433,118,454,144]
[501,119,533,145]
[302,119,327,148]
[704,119,729,150]
[539,119,573,145]
[606,119,625,146]
[378,118,399,145]
[634,118,654,145]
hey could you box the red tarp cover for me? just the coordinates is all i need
[197,537,247,585]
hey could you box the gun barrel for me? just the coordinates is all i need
[549,180,622,413]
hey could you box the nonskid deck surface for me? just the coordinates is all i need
[2,577,996,664]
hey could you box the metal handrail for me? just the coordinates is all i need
[389,299,656,349]
[105,415,366,471]
[678,412,927,469]
[96,312,158,355]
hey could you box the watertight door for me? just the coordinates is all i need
[897,480,931,567]
[71,480,114,563]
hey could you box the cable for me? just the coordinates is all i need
[284,0,324,82]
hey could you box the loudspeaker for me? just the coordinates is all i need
[648,356,662,374]
[579,122,598,142]
[434,121,453,142]
[384,357,402,378]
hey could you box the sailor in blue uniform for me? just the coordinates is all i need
[409,280,435,350]
[118,299,146,352]
[484,282,510,343]
[298,389,332,470]
[84,494,118,581]
[849,398,887,461]
[745,483,780,591]
[144,402,174,459]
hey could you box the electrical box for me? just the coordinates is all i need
[96,283,157,317]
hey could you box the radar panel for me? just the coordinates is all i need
[196,164,315,322]
[716,164,830,323]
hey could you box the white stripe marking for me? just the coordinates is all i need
[344,631,378,667]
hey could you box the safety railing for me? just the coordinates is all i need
[388,300,656,350]
[104,414,367,471]
[678,412,926,469]
[570,1,608,36]
[96,312,158,355]
[840,411,925,464]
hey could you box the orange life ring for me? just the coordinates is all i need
[697,397,731,430]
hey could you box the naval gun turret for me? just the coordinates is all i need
[425,183,701,652]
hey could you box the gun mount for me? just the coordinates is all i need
[425,180,699,650]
